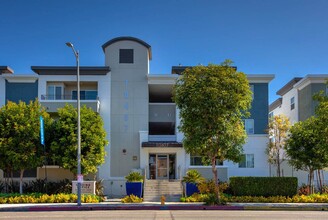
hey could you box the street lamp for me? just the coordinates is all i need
[66,42,82,206]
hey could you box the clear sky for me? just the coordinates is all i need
[1,0,327,103]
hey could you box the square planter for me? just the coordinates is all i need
[126,182,143,198]
[186,182,199,197]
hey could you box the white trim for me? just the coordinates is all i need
[4,74,38,83]
[148,74,178,84]
[247,74,275,83]
[294,74,328,91]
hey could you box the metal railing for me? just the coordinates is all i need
[41,94,98,101]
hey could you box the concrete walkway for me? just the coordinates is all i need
[0,199,328,212]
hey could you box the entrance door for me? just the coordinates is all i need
[148,154,176,180]
[157,155,168,179]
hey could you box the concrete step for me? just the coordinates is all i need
[143,180,183,202]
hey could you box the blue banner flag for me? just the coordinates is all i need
[40,116,45,145]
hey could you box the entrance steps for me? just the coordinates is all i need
[143,179,183,202]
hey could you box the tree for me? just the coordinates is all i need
[266,114,291,177]
[0,100,51,194]
[50,104,108,176]
[286,116,328,194]
[173,61,252,203]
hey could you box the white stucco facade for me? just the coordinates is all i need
[1,37,276,197]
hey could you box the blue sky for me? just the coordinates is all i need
[1,0,328,103]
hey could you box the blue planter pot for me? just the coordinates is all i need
[186,182,199,197]
[126,182,143,198]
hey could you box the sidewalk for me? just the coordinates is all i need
[0,199,328,212]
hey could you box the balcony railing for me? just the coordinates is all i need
[41,94,98,101]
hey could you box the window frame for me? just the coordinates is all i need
[47,85,63,100]
[238,154,254,168]
[119,49,134,64]
[72,90,98,100]
[243,119,254,134]
[190,154,223,166]
[290,97,295,110]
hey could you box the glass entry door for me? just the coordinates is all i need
[157,155,168,179]
[149,154,176,180]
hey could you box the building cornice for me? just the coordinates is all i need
[148,74,178,84]
[3,74,38,83]
[269,98,282,112]
[246,74,275,83]
[0,66,14,74]
[293,74,328,91]
[31,66,110,75]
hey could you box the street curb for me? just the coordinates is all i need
[0,205,243,212]
[1,203,328,212]
[243,206,328,211]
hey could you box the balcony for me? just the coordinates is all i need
[40,94,100,113]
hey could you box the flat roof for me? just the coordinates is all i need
[269,98,282,112]
[0,66,14,74]
[276,77,303,96]
[31,66,110,75]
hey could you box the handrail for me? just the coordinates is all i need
[40,94,99,101]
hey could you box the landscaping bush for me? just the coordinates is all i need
[0,179,72,194]
[121,195,143,203]
[198,180,229,194]
[0,193,103,204]
[180,193,328,203]
[229,177,297,197]
[298,184,311,195]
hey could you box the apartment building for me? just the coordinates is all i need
[269,75,328,184]
[0,37,274,197]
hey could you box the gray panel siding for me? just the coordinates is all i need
[299,83,326,121]
[249,83,269,134]
[5,80,38,103]
[311,84,326,116]
[298,84,312,121]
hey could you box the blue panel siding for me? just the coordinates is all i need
[5,80,38,103]
[249,83,269,134]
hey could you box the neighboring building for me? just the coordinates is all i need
[0,37,274,197]
[269,75,328,185]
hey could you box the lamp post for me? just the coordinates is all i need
[66,42,81,206]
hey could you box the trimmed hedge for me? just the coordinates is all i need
[229,177,297,197]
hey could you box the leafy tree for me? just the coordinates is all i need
[286,116,328,194]
[50,104,108,176]
[266,114,291,177]
[0,100,51,194]
[173,61,252,202]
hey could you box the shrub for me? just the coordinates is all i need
[121,195,143,203]
[298,184,310,195]
[182,170,205,184]
[203,193,226,205]
[125,172,143,182]
[0,193,103,204]
[198,180,229,194]
[229,177,297,197]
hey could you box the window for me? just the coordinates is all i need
[290,97,295,110]
[244,119,254,134]
[119,49,134,63]
[47,85,62,100]
[72,90,98,100]
[190,154,223,166]
[250,84,254,99]
[269,112,274,119]
[239,154,254,168]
